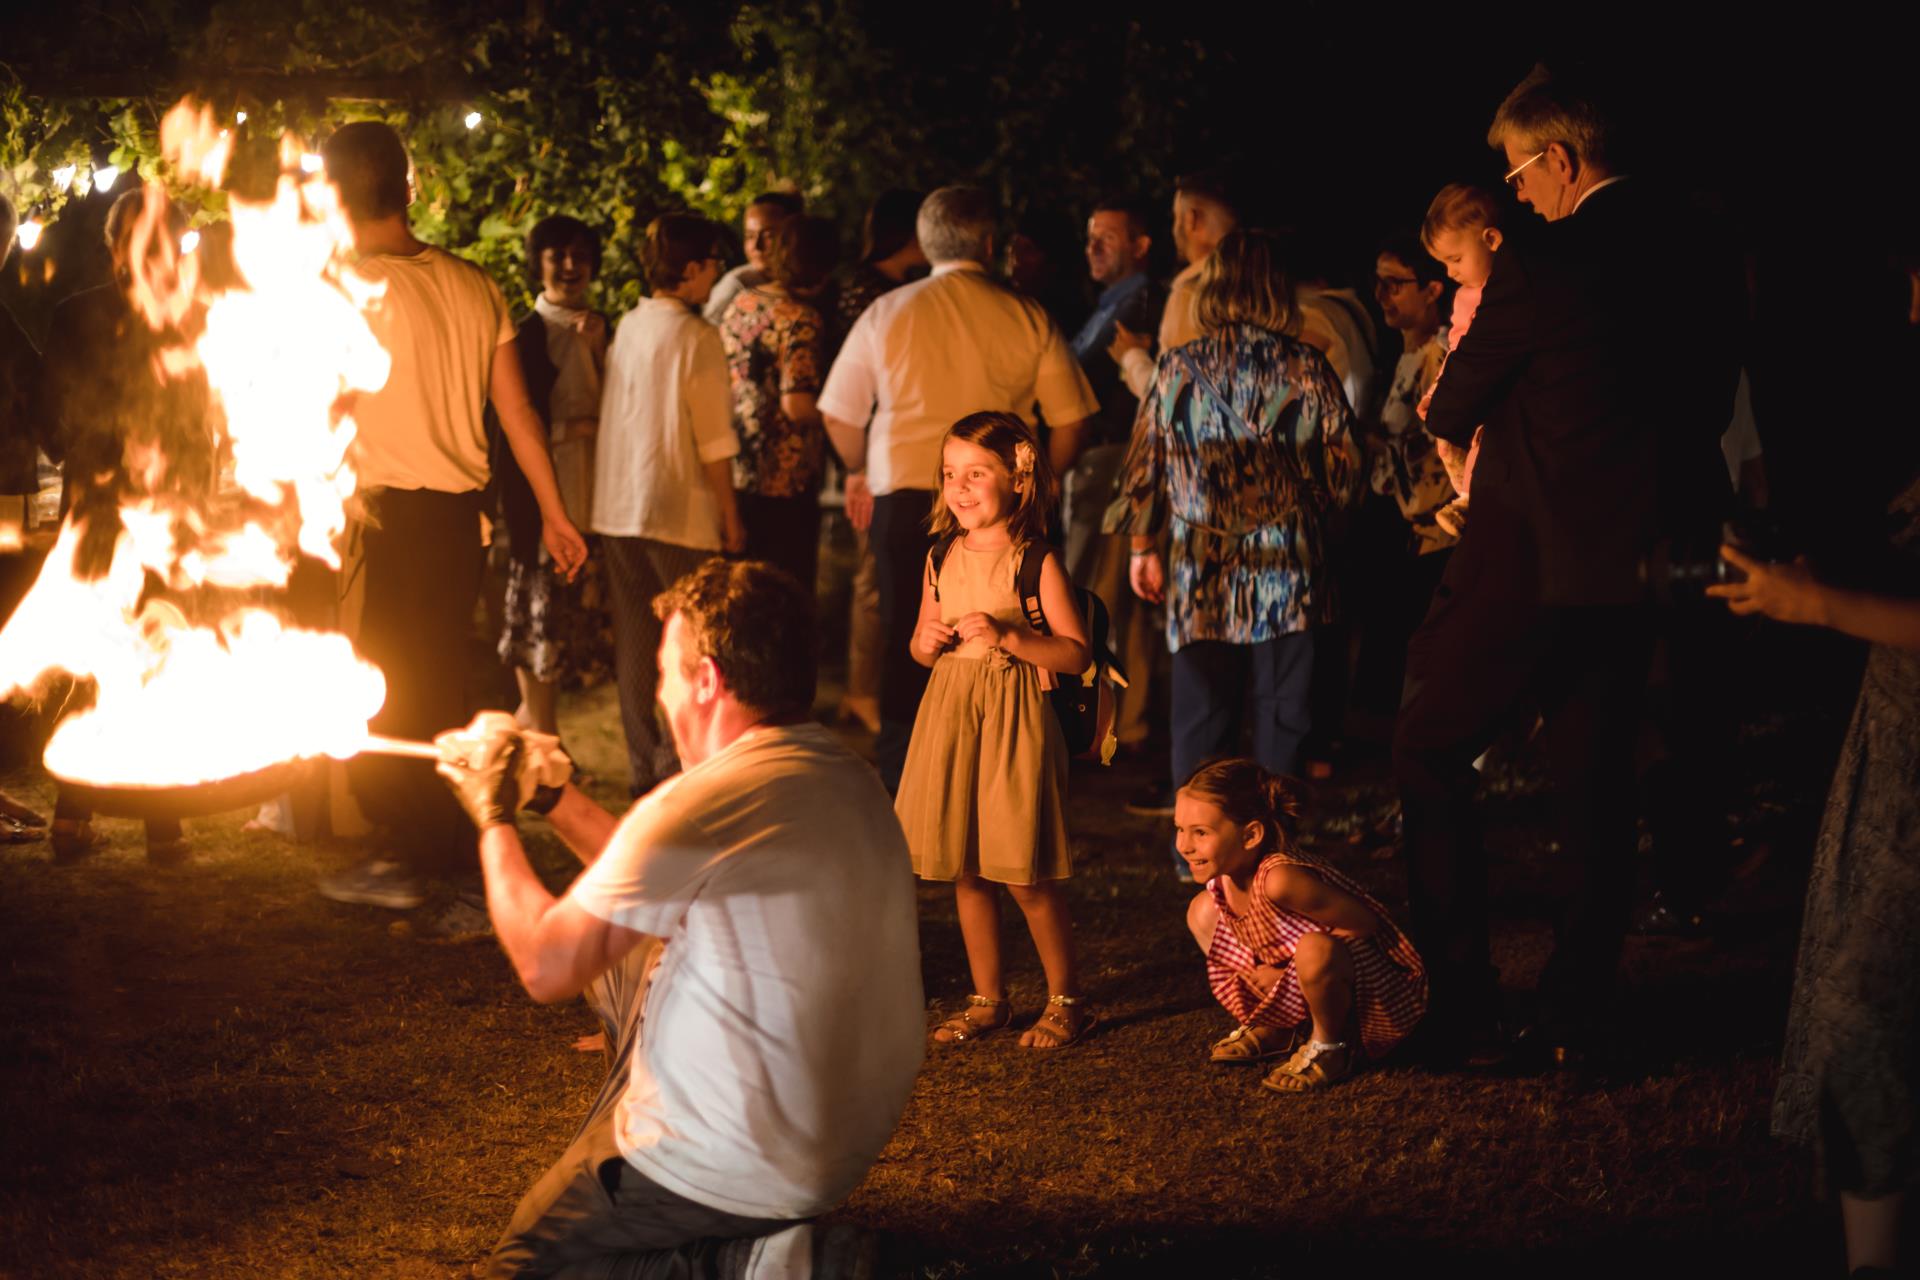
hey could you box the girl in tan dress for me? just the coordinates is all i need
[896,412,1095,1049]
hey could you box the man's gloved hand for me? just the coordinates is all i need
[434,711,574,826]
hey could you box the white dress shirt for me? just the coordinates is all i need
[817,261,1098,495]
[592,297,737,549]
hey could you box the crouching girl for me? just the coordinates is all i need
[1176,758,1427,1092]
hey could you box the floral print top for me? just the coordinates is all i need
[1368,332,1457,556]
[1108,323,1362,651]
[717,287,828,498]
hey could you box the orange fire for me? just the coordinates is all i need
[0,100,393,788]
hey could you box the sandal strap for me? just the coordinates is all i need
[966,994,1008,1009]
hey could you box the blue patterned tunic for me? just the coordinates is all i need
[1108,323,1361,651]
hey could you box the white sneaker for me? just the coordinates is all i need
[317,857,424,910]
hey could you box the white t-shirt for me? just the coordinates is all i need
[569,723,925,1220]
[348,247,515,493]
[592,297,738,547]
[817,261,1099,495]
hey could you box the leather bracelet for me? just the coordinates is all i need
[525,784,564,816]
[1128,548,1154,558]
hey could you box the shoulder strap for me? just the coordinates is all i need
[927,532,962,602]
[1173,345,1267,443]
[1014,541,1051,634]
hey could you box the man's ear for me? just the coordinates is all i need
[694,654,724,703]
[1419,279,1444,308]
[1546,141,1579,182]
[1132,234,1152,260]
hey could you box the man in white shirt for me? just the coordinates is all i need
[436,559,923,1278]
[316,122,586,912]
[819,185,1098,788]
[594,214,746,798]
[702,192,803,324]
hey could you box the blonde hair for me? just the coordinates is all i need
[1193,229,1295,337]
[926,411,1057,545]
[1420,184,1502,249]
[1487,63,1616,171]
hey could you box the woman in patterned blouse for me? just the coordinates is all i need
[1112,229,1362,806]
[718,215,838,590]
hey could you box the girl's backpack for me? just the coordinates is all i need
[928,536,1129,762]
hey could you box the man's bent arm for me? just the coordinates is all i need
[823,412,867,472]
[478,822,650,1003]
[542,784,621,867]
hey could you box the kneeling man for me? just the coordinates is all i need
[439,559,925,1277]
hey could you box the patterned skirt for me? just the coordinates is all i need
[498,546,612,685]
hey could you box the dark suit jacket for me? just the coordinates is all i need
[1424,180,1743,605]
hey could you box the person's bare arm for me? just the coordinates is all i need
[1709,547,1920,650]
[909,554,956,667]
[541,785,621,866]
[1046,416,1089,477]
[824,412,867,473]
[477,824,653,1003]
[703,457,745,553]
[780,391,821,429]
[1262,864,1381,940]
[490,347,588,577]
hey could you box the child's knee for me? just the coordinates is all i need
[1292,931,1346,980]
[1005,879,1052,908]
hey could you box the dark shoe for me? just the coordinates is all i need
[1124,785,1175,817]
[318,857,425,910]
[50,819,100,864]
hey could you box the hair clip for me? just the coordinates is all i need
[1012,440,1036,477]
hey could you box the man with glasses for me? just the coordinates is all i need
[1391,65,1743,1068]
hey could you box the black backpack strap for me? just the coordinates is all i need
[927,532,962,602]
[1015,541,1051,634]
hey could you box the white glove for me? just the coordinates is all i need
[434,711,572,813]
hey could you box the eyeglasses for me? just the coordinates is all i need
[1504,149,1546,189]
[1374,274,1420,292]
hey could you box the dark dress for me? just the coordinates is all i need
[1771,473,1920,1196]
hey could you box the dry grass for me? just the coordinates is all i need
[0,675,1840,1278]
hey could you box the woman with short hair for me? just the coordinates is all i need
[717,215,838,590]
[1112,229,1362,823]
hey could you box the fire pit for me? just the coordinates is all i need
[51,757,318,822]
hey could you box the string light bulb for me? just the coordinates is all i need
[93,164,120,192]
[52,165,76,192]
[463,110,483,130]
[16,219,44,252]
[180,230,201,255]
[235,110,248,125]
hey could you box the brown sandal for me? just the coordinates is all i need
[1260,1040,1355,1094]
[1209,1022,1305,1065]
[1021,994,1096,1050]
[932,994,1012,1044]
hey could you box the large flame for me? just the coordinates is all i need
[0,100,394,788]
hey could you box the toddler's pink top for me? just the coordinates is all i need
[1447,284,1482,353]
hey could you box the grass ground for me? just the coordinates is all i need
[0,659,1853,1278]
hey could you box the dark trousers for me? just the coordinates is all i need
[737,492,821,594]
[485,940,793,1278]
[1169,632,1316,792]
[603,537,714,798]
[342,488,484,876]
[869,489,935,791]
[1392,523,1654,1034]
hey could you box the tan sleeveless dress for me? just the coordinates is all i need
[894,540,1071,884]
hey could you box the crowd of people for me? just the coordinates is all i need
[2,57,1917,1279]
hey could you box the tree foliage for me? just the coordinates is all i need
[3,0,1219,316]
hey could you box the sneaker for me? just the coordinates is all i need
[415,892,493,942]
[1123,785,1175,817]
[318,857,424,910]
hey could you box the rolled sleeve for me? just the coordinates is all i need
[570,801,713,938]
[1033,320,1099,427]
[688,326,739,463]
[817,313,878,427]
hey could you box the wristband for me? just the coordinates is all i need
[1129,548,1154,558]
[525,784,564,816]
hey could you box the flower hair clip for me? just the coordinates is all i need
[1012,440,1036,479]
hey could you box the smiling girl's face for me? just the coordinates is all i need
[941,438,1016,537]
[1173,791,1264,885]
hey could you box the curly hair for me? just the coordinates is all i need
[651,559,818,719]
[925,411,1057,546]
[1179,757,1302,855]
[524,214,601,291]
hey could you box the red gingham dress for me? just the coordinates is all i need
[1206,850,1428,1058]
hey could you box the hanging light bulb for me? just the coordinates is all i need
[463,110,483,130]
[52,164,77,192]
[180,229,201,255]
[93,164,120,192]
[16,219,45,252]
[234,110,248,125]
